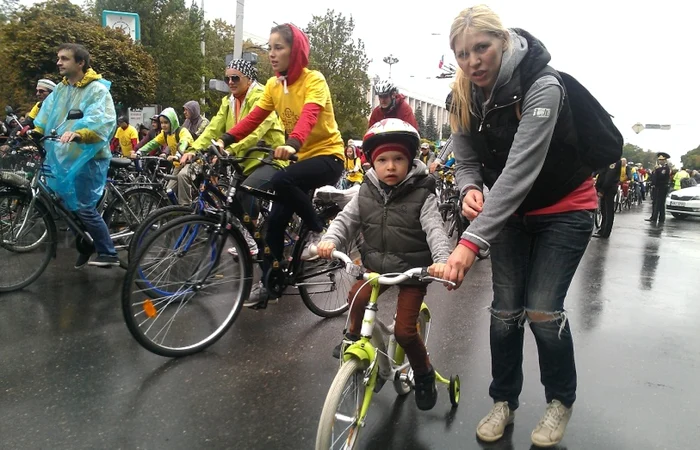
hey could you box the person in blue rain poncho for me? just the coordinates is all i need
[33,43,119,268]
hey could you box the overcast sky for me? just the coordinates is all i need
[22,0,700,161]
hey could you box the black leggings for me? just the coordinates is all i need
[266,155,343,260]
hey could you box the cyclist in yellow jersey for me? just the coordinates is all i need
[219,23,344,305]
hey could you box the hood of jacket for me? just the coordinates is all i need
[277,23,310,87]
[61,68,108,89]
[183,100,201,120]
[159,107,180,133]
[383,93,407,113]
[473,28,550,113]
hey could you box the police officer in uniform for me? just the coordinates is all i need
[646,152,672,224]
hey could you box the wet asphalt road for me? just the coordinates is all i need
[1,202,699,450]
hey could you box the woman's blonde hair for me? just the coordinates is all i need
[449,5,510,132]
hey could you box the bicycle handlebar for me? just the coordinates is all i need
[307,245,456,287]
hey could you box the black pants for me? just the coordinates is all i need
[598,187,616,237]
[266,155,343,260]
[650,187,668,222]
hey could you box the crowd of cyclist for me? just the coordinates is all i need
[4,5,665,447]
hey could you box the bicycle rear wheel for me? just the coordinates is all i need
[316,358,369,450]
[122,215,252,357]
[103,187,166,268]
[298,241,359,318]
[0,192,56,292]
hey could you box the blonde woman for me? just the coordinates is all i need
[440,5,596,447]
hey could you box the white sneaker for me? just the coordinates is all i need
[300,231,323,261]
[228,228,259,257]
[531,400,572,448]
[476,401,514,443]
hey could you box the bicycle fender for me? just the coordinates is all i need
[342,341,375,364]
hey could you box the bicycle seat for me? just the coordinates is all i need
[110,158,133,169]
[314,184,360,209]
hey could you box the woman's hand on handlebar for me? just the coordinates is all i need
[180,152,195,165]
[316,241,336,259]
[273,145,296,161]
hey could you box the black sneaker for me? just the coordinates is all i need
[414,366,438,411]
[332,334,359,359]
[88,254,120,268]
[75,253,91,269]
[243,282,279,308]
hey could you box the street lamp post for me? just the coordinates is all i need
[383,54,399,79]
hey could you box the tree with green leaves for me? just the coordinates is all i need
[441,123,452,140]
[622,143,657,168]
[681,145,700,170]
[305,9,370,140]
[424,112,438,142]
[414,106,427,138]
[0,0,156,114]
[0,0,18,22]
[94,0,205,112]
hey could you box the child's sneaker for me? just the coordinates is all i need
[530,400,572,448]
[413,366,437,411]
[476,401,514,442]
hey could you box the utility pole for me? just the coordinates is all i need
[233,0,244,59]
[200,0,206,100]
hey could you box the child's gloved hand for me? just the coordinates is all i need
[316,241,336,259]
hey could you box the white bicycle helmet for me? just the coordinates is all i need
[363,118,420,162]
[374,80,397,96]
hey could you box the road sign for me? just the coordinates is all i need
[632,123,671,134]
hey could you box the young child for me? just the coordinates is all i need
[316,118,451,411]
[342,143,364,188]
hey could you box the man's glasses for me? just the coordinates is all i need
[225,75,241,83]
[36,89,48,94]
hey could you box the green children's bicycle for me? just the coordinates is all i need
[313,247,460,450]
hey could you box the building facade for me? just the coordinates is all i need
[366,85,450,140]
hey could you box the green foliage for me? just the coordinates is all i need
[0,0,19,22]
[441,123,452,139]
[414,106,426,138]
[424,112,438,142]
[306,10,370,141]
[0,0,156,113]
[622,143,657,168]
[681,145,700,170]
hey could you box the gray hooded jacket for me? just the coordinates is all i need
[323,160,451,273]
[452,29,566,251]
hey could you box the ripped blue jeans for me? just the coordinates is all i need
[488,210,593,409]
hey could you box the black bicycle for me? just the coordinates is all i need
[121,145,358,357]
[0,110,164,292]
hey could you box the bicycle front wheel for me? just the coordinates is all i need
[0,192,56,292]
[316,358,369,450]
[122,215,252,357]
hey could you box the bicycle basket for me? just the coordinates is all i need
[0,170,30,188]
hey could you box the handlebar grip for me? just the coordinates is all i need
[306,245,353,264]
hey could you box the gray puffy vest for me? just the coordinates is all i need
[358,174,435,274]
